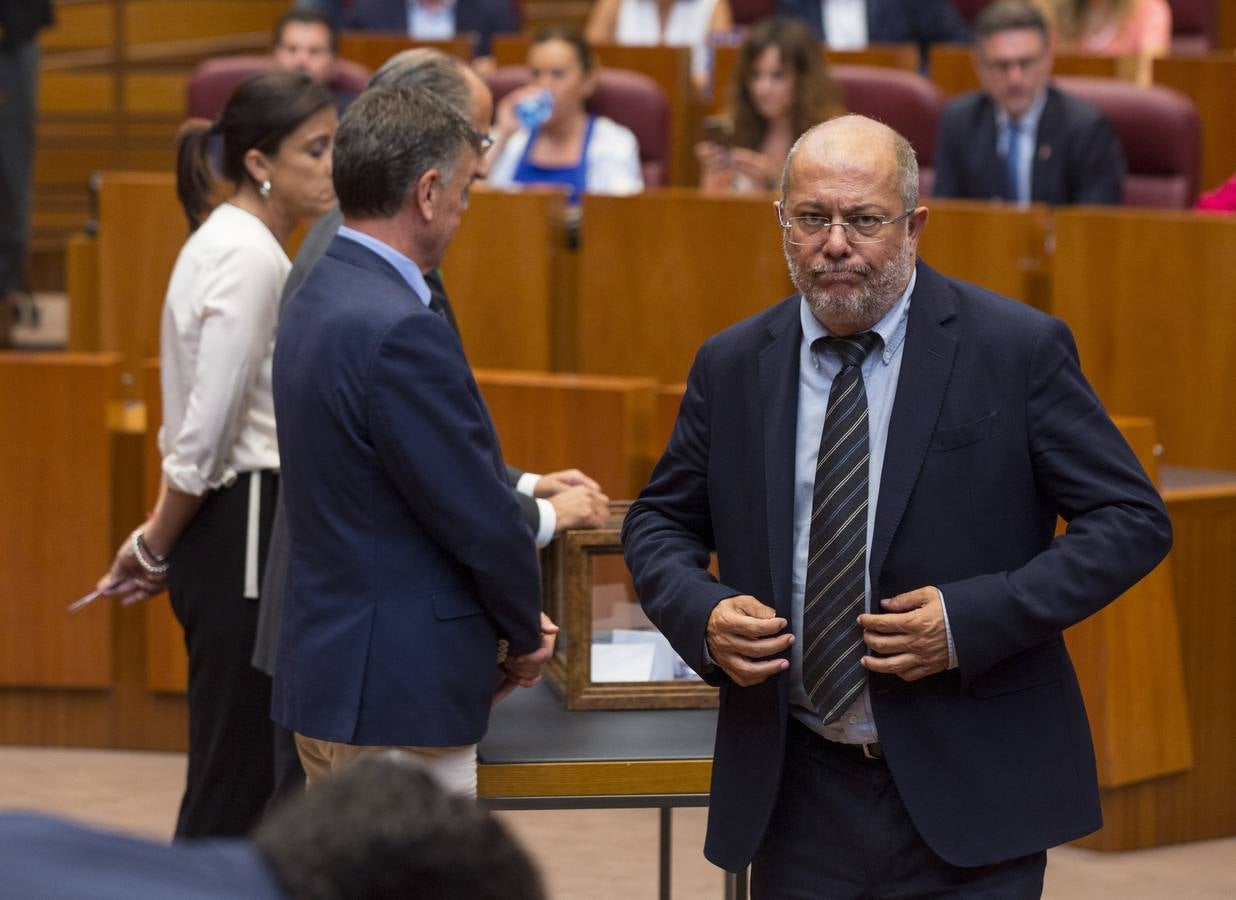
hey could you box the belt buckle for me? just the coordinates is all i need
[861,742,883,760]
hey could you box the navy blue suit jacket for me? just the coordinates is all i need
[933,85,1125,205]
[345,0,519,55]
[272,235,542,747]
[776,0,970,47]
[622,262,1171,870]
[0,813,283,900]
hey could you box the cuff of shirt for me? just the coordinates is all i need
[937,586,958,670]
[533,498,555,548]
[162,458,234,497]
[516,472,542,497]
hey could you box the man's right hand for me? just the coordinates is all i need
[706,595,793,687]
[549,484,609,532]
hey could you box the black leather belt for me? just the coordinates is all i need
[790,717,886,762]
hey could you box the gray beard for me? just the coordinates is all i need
[784,234,916,333]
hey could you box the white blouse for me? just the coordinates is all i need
[614,0,719,80]
[158,203,289,496]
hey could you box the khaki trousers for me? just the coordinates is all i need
[294,733,478,797]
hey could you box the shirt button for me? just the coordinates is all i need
[848,715,858,724]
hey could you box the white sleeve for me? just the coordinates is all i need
[586,118,644,195]
[161,244,281,495]
[486,128,530,189]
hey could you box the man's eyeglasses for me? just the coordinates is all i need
[776,203,914,245]
[979,53,1046,75]
[473,130,495,153]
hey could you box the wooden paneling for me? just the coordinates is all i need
[42,1,116,51]
[122,71,187,116]
[338,32,475,69]
[918,200,1052,310]
[578,190,792,382]
[930,46,1135,96]
[122,0,284,46]
[442,187,568,372]
[1154,54,1236,196]
[1051,208,1236,470]
[475,370,660,500]
[140,360,187,694]
[67,233,101,350]
[96,171,186,397]
[38,71,115,114]
[654,384,686,460]
[1064,417,1192,792]
[0,353,118,688]
[1075,468,1236,849]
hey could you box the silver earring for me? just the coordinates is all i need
[259,180,271,198]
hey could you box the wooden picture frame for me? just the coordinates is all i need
[541,502,719,710]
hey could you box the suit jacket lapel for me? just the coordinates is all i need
[870,263,958,588]
[976,99,1005,200]
[1031,88,1063,204]
[758,298,803,616]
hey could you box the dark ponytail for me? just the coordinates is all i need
[174,70,334,231]
[175,118,218,231]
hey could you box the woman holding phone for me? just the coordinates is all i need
[96,71,337,838]
[697,17,844,194]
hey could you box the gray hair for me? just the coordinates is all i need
[333,85,481,219]
[974,1,1049,42]
[780,116,920,210]
[368,48,473,117]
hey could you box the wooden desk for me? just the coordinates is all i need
[442,187,568,372]
[478,680,724,900]
[930,46,1136,96]
[338,31,474,69]
[918,199,1052,311]
[577,190,792,382]
[1051,207,1236,471]
[1153,54,1236,194]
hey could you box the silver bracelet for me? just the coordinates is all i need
[132,530,170,576]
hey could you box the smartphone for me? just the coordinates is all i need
[700,115,733,148]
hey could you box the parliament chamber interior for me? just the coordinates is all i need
[1,1,1235,897]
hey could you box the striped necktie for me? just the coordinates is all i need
[1005,118,1022,203]
[802,331,881,724]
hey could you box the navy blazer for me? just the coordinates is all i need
[345,0,519,56]
[777,0,970,47]
[933,85,1125,205]
[622,262,1171,870]
[272,235,542,747]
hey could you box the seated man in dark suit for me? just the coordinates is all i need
[0,756,544,900]
[776,0,970,51]
[345,0,519,70]
[932,0,1125,205]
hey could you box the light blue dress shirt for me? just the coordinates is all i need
[995,89,1048,206]
[336,225,432,307]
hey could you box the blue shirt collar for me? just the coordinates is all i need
[800,266,915,366]
[336,225,432,307]
[995,87,1048,137]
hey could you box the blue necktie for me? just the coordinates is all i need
[1005,119,1022,203]
[802,332,881,724]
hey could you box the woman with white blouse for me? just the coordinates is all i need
[585,0,734,90]
[96,71,338,838]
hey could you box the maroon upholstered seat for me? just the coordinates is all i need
[730,0,777,26]
[1055,75,1199,208]
[830,64,946,197]
[486,66,670,187]
[1168,0,1215,54]
[185,55,372,120]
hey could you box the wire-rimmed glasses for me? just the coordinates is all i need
[776,202,914,245]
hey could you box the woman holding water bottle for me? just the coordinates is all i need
[487,28,643,205]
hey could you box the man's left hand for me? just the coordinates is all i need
[500,612,559,687]
[858,586,949,682]
[534,469,601,498]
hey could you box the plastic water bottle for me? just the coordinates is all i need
[514,90,554,131]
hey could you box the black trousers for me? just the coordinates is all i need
[167,472,278,839]
[750,718,1046,899]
